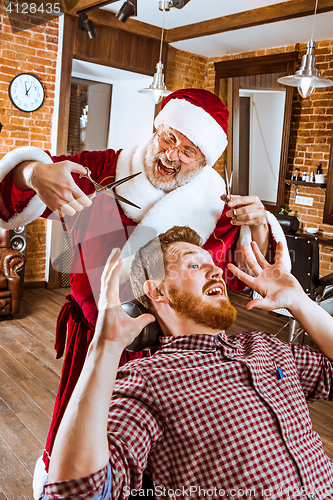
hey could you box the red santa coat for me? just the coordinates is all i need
[0,143,289,472]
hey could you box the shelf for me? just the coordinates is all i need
[317,237,333,247]
[285,180,326,188]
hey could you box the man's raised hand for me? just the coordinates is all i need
[13,160,92,216]
[95,248,155,350]
[227,241,304,312]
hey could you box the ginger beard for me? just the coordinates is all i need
[167,283,237,331]
[145,135,204,193]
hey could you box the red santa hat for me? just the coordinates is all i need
[154,88,229,167]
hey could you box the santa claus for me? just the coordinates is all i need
[0,88,289,494]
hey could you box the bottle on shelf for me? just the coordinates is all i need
[292,168,299,181]
[302,172,307,181]
[315,163,326,183]
[310,172,314,182]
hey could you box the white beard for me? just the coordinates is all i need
[144,135,204,193]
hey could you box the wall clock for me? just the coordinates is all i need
[8,73,45,112]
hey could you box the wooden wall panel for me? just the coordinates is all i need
[73,18,167,76]
[215,52,298,79]
[57,15,76,156]
[239,72,287,90]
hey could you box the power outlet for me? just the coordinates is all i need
[295,195,314,207]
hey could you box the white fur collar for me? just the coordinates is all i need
[117,140,226,282]
[115,138,165,222]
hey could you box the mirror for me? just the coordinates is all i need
[238,84,286,204]
[214,52,297,213]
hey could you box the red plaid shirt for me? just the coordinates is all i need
[42,332,333,500]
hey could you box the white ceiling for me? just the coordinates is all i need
[103,0,333,58]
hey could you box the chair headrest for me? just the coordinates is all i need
[275,214,299,234]
[122,300,162,352]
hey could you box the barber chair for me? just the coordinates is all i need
[122,300,161,352]
[0,228,26,316]
[264,215,333,343]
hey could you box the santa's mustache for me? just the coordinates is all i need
[154,152,181,173]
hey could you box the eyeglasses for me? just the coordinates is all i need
[156,127,203,164]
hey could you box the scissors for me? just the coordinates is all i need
[80,167,142,210]
[225,167,237,223]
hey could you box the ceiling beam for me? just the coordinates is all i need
[165,0,333,43]
[63,0,333,44]
[68,8,163,40]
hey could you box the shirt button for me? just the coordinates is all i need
[258,388,263,394]
[285,437,290,444]
[310,495,317,500]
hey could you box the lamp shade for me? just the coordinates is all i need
[138,62,172,105]
[278,39,333,98]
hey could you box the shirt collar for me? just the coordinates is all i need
[159,332,239,352]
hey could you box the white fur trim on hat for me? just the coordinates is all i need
[0,146,51,229]
[154,99,228,167]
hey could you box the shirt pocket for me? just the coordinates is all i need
[274,375,313,430]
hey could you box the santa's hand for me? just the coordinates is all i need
[96,248,155,349]
[224,194,267,227]
[227,241,304,312]
[20,160,92,216]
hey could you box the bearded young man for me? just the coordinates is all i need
[39,226,333,500]
[0,89,289,477]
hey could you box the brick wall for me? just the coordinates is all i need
[0,6,59,282]
[166,45,207,91]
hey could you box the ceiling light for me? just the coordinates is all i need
[116,0,137,23]
[159,0,190,10]
[77,1,122,38]
[278,39,333,98]
[139,61,171,105]
[277,0,333,98]
[78,12,97,39]
[139,4,171,105]
[170,0,191,8]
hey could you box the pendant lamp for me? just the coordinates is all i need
[138,4,171,105]
[277,0,333,98]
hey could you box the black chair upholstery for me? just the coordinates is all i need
[285,233,320,294]
[122,300,162,352]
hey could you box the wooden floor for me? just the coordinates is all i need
[0,288,332,499]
